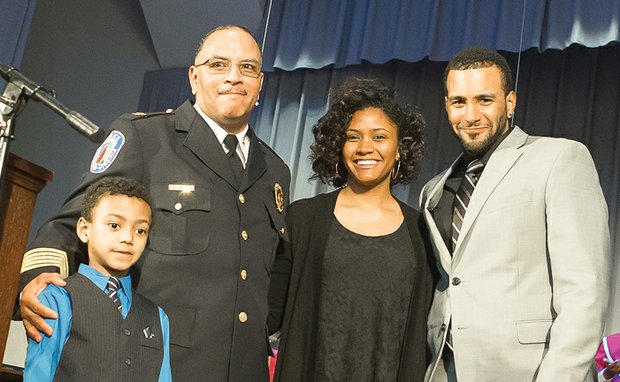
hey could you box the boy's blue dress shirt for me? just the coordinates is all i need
[24,264,172,381]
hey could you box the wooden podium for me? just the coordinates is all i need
[0,154,53,365]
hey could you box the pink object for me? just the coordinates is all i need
[595,333,620,381]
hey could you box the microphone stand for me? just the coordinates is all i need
[0,64,105,218]
[0,81,28,209]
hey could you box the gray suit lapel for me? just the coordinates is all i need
[452,127,528,265]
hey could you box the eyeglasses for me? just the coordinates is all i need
[194,58,262,78]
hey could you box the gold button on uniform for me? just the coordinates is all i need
[238,194,245,203]
[279,227,285,235]
[241,230,248,240]
[174,202,182,210]
[239,312,248,322]
[240,269,247,280]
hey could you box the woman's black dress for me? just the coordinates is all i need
[315,219,416,381]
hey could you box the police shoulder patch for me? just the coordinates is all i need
[90,131,125,173]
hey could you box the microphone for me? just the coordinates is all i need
[0,63,105,143]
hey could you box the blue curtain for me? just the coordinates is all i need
[0,0,37,88]
[138,68,191,111]
[260,0,620,71]
[138,3,620,329]
[259,46,620,330]
[138,46,620,330]
[137,45,620,227]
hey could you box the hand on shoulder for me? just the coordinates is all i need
[21,273,66,342]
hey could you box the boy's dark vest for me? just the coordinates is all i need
[53,273,164,382]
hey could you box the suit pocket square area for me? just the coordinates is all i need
[139,327,163,350]
[516,319,553,344]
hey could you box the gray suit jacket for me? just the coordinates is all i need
[420,127,610,381]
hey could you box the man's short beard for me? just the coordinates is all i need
[461,114,509,157]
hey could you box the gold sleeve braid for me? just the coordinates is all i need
[21,248,69,279]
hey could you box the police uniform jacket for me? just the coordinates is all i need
[21,100,291,381]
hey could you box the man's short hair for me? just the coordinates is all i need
[444,46,513,95]
[81,176,152,221]
[194,25,260,60]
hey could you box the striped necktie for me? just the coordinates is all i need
[451,159,484,253]
[106,277,123,314]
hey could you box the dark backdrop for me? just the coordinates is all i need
[138,43,620,329]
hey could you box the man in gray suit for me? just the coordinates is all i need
[420,47,610,381]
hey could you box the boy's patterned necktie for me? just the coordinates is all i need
[107,277,123,314]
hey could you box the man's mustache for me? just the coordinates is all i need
[218,87,247,95]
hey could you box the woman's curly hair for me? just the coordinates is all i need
[310,77,425,188]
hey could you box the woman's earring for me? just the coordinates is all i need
[391,159,401,180]
[335,162,341,179]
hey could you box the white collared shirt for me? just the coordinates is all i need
[193,103,250,168]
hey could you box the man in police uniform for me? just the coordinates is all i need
[18,25,290,381]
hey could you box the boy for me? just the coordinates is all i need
[24,176,171,381]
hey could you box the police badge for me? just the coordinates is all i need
[274,183,284,213]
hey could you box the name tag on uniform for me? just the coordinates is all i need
[168,184,195,193]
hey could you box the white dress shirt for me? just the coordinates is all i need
[194,103,250,168]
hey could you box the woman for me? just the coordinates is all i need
[270,77,435,381]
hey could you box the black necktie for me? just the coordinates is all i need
[106,277,123,314]
[223,134,244,186]
[451,159,484,252]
